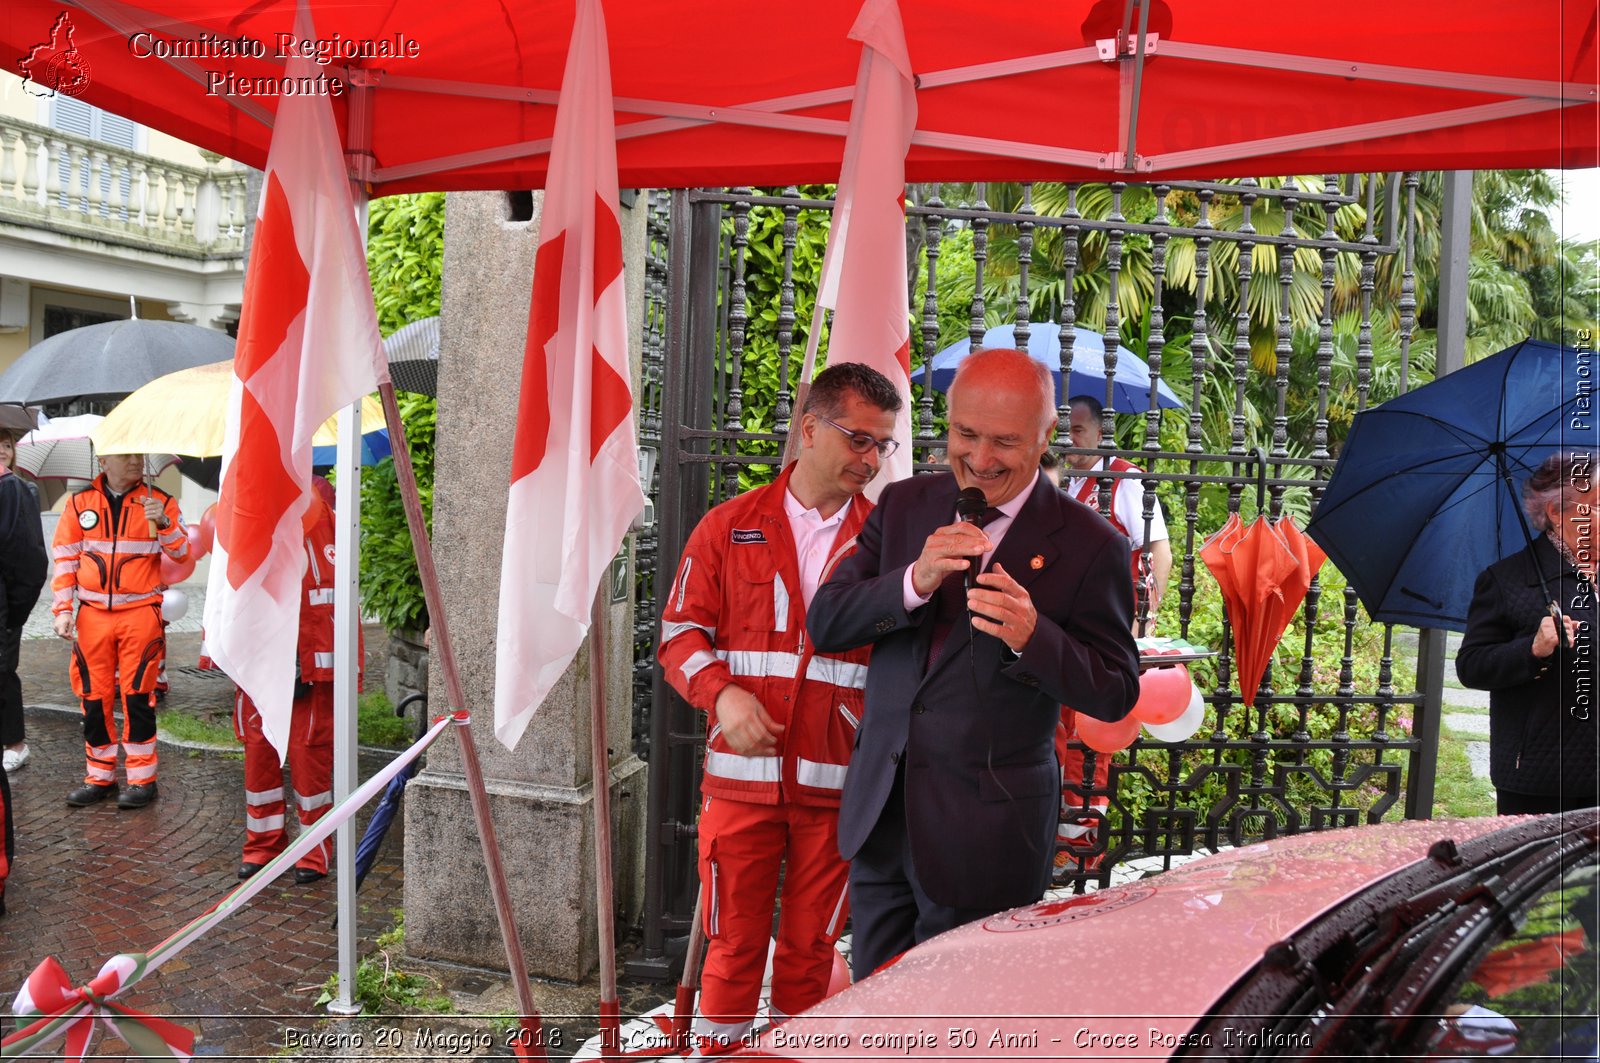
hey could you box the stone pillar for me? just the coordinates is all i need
[403,190,649,980]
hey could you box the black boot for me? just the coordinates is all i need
[116,782,159,809]
[66,782,118,807]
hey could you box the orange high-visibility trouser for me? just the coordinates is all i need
[234,683,334,873]
[70,604,164,787]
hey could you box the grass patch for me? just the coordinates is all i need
[158,692,413,750]
[158,709,238,748]
[1431,727,1497,818]
[359,691,414,748]
[318,911,452,1014]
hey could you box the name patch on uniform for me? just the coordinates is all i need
[731,528,767,545]
[78,511,99,530]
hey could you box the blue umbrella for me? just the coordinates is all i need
[354,692,425,890]
[311,426,391,468]
[1306,338,1588,632]
[911,325,1184,412]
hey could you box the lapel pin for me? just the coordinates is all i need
[1030,554,1045,570]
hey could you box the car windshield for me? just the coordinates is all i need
[1412,861,1599,1059]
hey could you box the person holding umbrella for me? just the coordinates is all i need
[1457,451,1597,815]
[51,452,186,809]
[1063,395,1172,632]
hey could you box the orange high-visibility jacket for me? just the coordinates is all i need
[52,476,186,615]
[659,463,872,808]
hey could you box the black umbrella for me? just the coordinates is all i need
[0,320,234,405]
[383,316,439,397]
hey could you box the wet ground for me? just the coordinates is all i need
[2,623,673,1061]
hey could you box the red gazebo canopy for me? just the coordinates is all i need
[3,0,1594,196]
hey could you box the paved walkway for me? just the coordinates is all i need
[2,628,408,1059]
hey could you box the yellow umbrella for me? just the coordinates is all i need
[90,359,385,456]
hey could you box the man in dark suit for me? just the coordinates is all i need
[808,348,1141,980]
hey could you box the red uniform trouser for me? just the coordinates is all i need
[233,683,334,873]
[70,605,163,787]
[695,795,849,1047]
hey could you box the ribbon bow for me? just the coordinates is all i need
[2,955,195,1062]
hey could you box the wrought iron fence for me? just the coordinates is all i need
[628,177,1434,975]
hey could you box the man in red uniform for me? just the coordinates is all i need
[52,453,186,809]
[233,478,342,884]
[659,363,902,1052]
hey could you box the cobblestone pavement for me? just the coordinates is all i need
[2,628,409,1060]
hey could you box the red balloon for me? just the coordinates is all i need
[184,522,207,561]
[1073,710,1140,754]
[1131,663,1192,725]
[161,550,197,585]
[198,503,218,555]
[823,948,850,999]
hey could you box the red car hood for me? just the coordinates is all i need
[740,817,1515,1061]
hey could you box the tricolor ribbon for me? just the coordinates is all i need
[1,714,454,1061]
[2,954,195,1061]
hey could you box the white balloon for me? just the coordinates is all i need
[1144,684,1206,742]
[161,588,189,623]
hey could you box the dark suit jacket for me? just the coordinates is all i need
[808,472,1140,910]
[1456,534,1597,803]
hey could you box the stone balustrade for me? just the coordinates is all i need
[0,114,247,257]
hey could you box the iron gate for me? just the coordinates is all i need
[628,177,1434,976]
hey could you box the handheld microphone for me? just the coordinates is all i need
[955,486,988,591]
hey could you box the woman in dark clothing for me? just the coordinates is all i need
[1457,451,1597,814]
[0,421,48,915]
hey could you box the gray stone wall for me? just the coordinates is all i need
[403,189,648,981]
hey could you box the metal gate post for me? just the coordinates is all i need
[628,190,721,978]
[1407,170,1473,820]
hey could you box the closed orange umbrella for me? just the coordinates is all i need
[1200,512,1325,709]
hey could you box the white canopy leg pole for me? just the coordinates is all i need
[330,397,363,1015]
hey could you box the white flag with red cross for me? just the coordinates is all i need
[493,0,644,750]
[203,21,387,761]
[816,0,917,496]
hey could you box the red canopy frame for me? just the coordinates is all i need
[4,0,1594,195]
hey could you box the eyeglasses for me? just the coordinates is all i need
[818,416,900,458]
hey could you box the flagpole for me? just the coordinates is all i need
[590,582,620,1060]
[377,381,547,1059]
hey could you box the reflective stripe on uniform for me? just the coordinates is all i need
[84,538,161,556]
[772,574,789,633]
[248,812,286,831]
[703,750,781,783]
[715,648,801,681]
[675,558,693,611]
[159,527,185,547]
[314,652,334,669]
[76,588,161,607]
[838,702,860,729]
[297,790,333,811]
[247,786,286,804]
[54,543,83,559]
[308,588,335,606]
[824,880,849,938]
[122,740,156,758]
[680,649,718,681]
[796,758,847,791]
[806,656,867,690]
[661,619,715,644]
